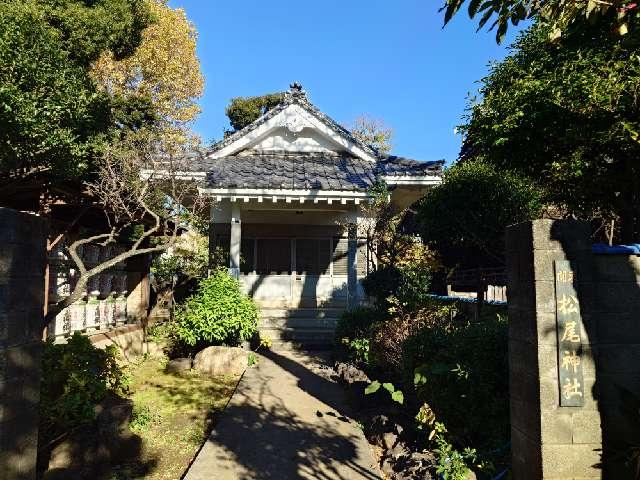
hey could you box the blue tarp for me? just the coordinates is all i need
[592,243,640,255]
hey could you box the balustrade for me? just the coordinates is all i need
[46,240,131,339]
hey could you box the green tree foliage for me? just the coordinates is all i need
[418,160,542,268]
[0,0,151,183]
[460,21,640,241]
[225,93,284,133]
[40,332,130,439]
[441,0,635,43]
[174,270,259,347]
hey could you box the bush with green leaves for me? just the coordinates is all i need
[362,264,432,313]
[40,332,130,439]
[335,307,385,364]
[335,307,385,342]
[174,269,258,348]
[404,304,509,460]
[418,159,542,269]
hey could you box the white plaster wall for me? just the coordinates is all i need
[244,126,344,153]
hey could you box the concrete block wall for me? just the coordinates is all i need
[0,208,47,480]
[589,253,640,479]
[506,219,640,480]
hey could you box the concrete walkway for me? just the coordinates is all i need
[184,350,381,480]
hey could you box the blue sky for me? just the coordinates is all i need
[168,0,523,164]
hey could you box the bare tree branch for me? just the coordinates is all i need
[43,134,207,332]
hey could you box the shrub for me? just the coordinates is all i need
[369,301,454,371]
[418,159,543,269]
[404,304,509,454]
[361,266,402,308]
[174,269,258,347]
[335,307,384,364]
[40,332,130,438]
[362,264,432,313]
[335,307,385,342]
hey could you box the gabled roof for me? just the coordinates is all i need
[176,84,444,198]
[198,152,443,192]
[205,84,380,162]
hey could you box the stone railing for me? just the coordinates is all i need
[46,242,134,340]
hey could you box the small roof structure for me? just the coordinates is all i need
[184,83,443,207]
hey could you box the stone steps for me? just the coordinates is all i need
[259,307,343,319]
[259,317,338,329]
[258,307,342,351]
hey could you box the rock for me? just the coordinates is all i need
[193,346,248,376]
[334,361,370,384]
[466,470,478,480]
[95,396,133,434]
[389,441,411,460]
[165,357,192,374]
[381,457,395,476]
[382,431,398,450]
[46,396,141,478]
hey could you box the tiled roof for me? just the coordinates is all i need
[197,152,443,191]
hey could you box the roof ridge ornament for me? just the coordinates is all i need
[286,82,306,100]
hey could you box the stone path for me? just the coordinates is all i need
[184,350,381,480]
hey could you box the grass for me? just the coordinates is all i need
[109,356,239,480]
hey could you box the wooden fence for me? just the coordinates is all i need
[447,267,507,303]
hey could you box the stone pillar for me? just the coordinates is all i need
[506,219,599,480]
[347,211,358,309]
[229,202,241,280]
[0,208,47,480]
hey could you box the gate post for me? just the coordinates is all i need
[506,219,601,479]
[0,208,47,480]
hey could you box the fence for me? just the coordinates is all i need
[46,240,150,341]
[447,266,507,302]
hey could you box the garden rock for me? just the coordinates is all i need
[382,431,398,450]
[389,441,410,460]
[366,414,405,448]
[334,361,370,384]
[379,447,436,480]
[193,346,248,376]
[165,357,192,374]
[46,397,142,479]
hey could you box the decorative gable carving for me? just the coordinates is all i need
[207,85,378,162]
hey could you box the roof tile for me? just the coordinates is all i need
[196,152,443,191]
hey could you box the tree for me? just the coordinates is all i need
[349,115,394,155]
[225,93,284,133]
[0,0,151,186]
[44,136,206,328]
[440,0,636,43]
[418,160,543,269]
[151,228,210,316]
[90,0,204,142]
[459,21,640,241]
[0,1,208,331]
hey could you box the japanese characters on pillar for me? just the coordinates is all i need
[554,260,585,407]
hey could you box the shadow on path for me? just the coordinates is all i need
[184,351,380,480]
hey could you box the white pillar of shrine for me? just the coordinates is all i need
[229,202,241,280]
[347,209,358,308]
